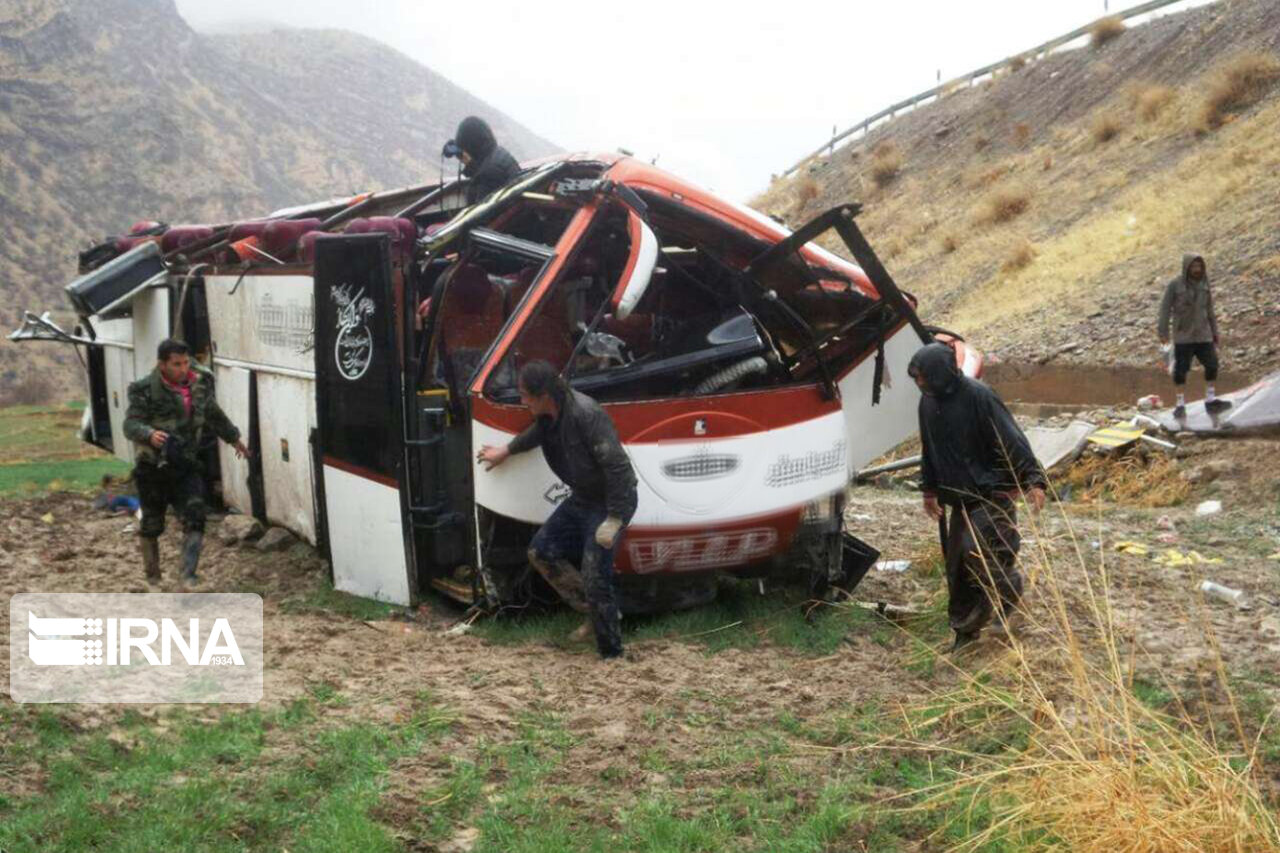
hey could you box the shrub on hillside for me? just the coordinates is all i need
[1001,238,1037,272]
[794,176,820,207]
[1013,122,1032,146]
[869,141,902,188]
[975,185,1030,226]
[1090,15,1126,48]
[1133,84,1175,121]
[1199,51,1280,130]
[1091,113,1123,144]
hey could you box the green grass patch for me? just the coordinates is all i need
[0,693,459,853]
[0,403,128,496]
[0,457,131,497]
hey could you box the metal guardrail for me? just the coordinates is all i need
[780,0,1197,178]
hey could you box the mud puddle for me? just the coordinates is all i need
[986,361,1253,407]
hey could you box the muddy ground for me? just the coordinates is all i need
[1,427,1278,847]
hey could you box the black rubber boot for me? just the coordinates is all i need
[141,537,161,584]
[181,531,203,583]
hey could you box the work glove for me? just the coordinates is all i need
[595,516,623,549]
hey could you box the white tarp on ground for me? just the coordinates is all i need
[1154,370,1280,435]
[1025,420,1096,470]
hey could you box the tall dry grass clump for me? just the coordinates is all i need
[870,141,903,188]
[788,175,819,207]
[975,185,1030,226]
[897,502,1279,851]
[1090,15,1126,48]
[1000,238,1037,273]
[1091,113,1123,144]
[1199,51,1280,130]
[1133,84,1175,122]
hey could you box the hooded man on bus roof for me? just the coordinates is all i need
[444,116,521,206]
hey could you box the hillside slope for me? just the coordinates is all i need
[754,0,1280,380]
[0,0,556,395]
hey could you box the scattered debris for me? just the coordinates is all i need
[443,621,473,637]
[855,456,921,481]
[1024,420,1094,470]
[1114,541,1150,556]
[1137,394,1163,411]
[1195,500,1223,517]
[1154,370,1280,435]
[874,559,912,573]
[39,512,54,524]
[1199,580,1247,607]
[1086,420,1146,450]
[1153,549,1224,567]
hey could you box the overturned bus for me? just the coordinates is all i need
[13,153,981,611]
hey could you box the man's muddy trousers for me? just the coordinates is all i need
[134,462,208,539]
[945,496,1023,637]
[529,497,624,658]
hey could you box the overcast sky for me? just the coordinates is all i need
[175,0,1209,202]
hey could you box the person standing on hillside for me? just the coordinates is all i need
[444,116,522,205]
[123,339,248,585]
[476,361,637,660]
[1157,253,1230,418]
[909,342,1046,652]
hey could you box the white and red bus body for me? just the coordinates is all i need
[17,154,980,610]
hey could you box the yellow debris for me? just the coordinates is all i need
[40,512,54,525]
[1086,421,1146,449]
[1152,548,1224,567]
[1114,541,1150,556]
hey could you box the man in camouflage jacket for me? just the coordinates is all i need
[123,338,248,583]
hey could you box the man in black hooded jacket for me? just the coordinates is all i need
[446,116,522,205]
[908,342,1046,650]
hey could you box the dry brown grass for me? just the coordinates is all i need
[1042,154,1053,171]
[1000,238,1037,273]
[939,233,960,254]
[1012,122,1031,146]
[1090,15,1126,48]
[1132,84,1175,122]
[794,176,820,207]
[973,135,990,152]
[1091,113,1123,144]
[887,497,1279,851]
[1199,51,1280,131]
[869,141,903,188]
[1062,451,1190,507]
[975,185,1030,226]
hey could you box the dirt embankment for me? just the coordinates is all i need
[755,0,1280,379]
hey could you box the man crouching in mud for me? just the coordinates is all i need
[123,339,248,585]
[476,361,637,659]
[908,342,1046,652]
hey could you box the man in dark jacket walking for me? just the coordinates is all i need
[123,339,248,584]
[908,343,1046,651]
[445,116,522,205]
[476,361,638,659]
[1157,253,1229,417]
